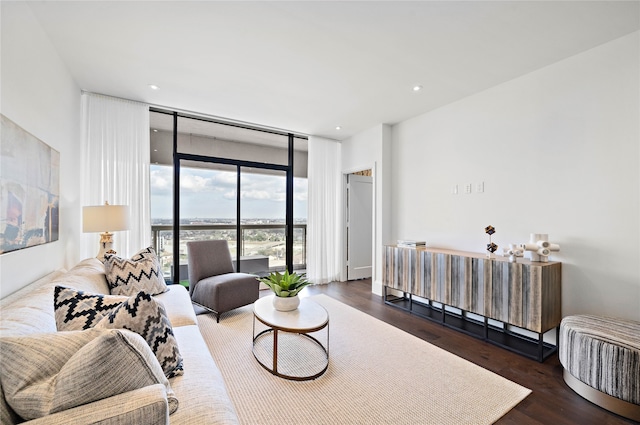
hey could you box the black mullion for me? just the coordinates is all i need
[286,134,294,272]
[236,165,241,271]
[177,152,288,173]
[172,112,180,285]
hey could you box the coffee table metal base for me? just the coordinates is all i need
[252,326,329,381]
[251,296,329,381]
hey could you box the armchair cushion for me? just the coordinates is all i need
[0,328,178,421]
[191,273,260,316]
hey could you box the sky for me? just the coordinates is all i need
[150,165,308,221]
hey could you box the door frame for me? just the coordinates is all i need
[341,162,377,283]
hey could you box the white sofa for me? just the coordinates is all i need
[0,258,240,425]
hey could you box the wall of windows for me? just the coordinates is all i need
[149,110,308,284]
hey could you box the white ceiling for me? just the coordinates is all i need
[27,1,640,140]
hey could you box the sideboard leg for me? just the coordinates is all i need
[538,333,544,362]
[484,316,489,340]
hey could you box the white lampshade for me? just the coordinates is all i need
[82,204,130,233]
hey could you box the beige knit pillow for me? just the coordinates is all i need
[0,328,178,421]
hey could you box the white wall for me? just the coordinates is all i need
[0,2,82,298]
[390,32,639,321]
[342,124,392,294]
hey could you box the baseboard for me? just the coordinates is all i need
[563,368,640,422]
[372,279,383,296]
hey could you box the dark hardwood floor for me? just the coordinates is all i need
[302,279,637,425]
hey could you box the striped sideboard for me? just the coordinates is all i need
[383,245,562,334]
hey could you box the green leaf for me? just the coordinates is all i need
[259,270,311,297]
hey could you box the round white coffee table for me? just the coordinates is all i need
[252,295,329,381]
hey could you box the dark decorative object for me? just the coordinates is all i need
[485,225,497,255]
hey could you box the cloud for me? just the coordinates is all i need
[214,171,237,187]
[294,178,308,201]
[150,165,172,195]
[180,174,210,191]
[150,164,308,219]
[223,190,237,200]
[241,174,285,202]
[241,190,285,202]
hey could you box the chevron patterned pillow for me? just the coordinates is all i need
[130,246,160,261]
[95,291,184,378]
[104,247,168,296]
[54,287,184,378]
[54,286,128,331]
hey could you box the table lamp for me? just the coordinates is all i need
[83,201,130,261]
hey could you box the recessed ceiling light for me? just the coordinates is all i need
[153,149,158,152]
[148,84,160,90]
[336,126,342,130]
[413,85,423,92]
[152,129,158,132]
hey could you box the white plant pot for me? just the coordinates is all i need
[272,295,300,312]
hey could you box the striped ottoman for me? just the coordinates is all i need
[559,315,640,421]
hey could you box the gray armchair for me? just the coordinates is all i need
[186,240,259,322]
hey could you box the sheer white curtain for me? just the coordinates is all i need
[307,136,343,284]
[80,93,151,259]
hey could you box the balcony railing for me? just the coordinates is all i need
[151,224,307,284]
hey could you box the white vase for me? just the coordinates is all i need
[272,295,300,312]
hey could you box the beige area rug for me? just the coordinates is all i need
[197,294,531,425]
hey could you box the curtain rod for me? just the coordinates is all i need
[80,90,310,139]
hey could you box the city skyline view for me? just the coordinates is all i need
[150,164,308,221]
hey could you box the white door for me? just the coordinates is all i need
[347,174,373,280]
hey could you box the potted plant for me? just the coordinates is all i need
[258,270,311,311]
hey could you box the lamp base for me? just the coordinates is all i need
[96,232,117,262]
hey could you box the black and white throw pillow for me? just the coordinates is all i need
[54,286,128,331]
[104,247,168,296]
[95,291,184,378]
[130,246,160,262]
[53,287,183,378]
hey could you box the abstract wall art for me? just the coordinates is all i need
[1,114,60,254]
